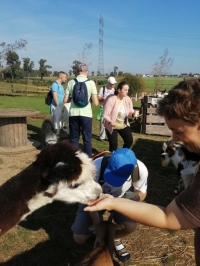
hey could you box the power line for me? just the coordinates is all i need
[97,15,104,75]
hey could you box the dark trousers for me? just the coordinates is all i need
[69,116,92,158]
[106,126,133,152]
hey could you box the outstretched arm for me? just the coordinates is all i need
[84,194,196,230]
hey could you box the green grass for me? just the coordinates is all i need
[0,95,49,115]
[142,77,183,93]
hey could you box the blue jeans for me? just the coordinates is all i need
[69,116,92,157]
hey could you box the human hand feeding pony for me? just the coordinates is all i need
[0,120,102,237]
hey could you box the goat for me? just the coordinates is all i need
[161,139,200,192]
[75,221,122,266]
[161,139,199,172]
[0,120,102,237]
[54,102,70,135]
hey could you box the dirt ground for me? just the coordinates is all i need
[0,146,196,266]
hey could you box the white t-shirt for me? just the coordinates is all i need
[94,157,148,197]
[98,86,115,107]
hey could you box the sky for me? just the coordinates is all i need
[0,0,200,75]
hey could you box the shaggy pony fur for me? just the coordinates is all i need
[0,120,102,236]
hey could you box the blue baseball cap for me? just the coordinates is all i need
[103,148,137,187]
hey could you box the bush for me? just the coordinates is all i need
[32,79,52,87]
[97,79,108,85]
[121,74,146,97]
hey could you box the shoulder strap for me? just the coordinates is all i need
[51,81,59,90]
[73,78,90,83]
[103,86,106,97]
[131,163,140,183]
[99,155,111,186]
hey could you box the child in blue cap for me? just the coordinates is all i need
[71,148,148,262]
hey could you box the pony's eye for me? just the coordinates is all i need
[69,183,81,189]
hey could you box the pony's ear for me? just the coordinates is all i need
[167,138,175,147]
[43,162,69,184]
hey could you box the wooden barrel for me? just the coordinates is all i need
[0,109,40,148]
[0,117,27,147]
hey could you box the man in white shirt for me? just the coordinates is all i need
[98,77,116,141]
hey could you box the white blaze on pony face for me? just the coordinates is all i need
[54,150,102,204]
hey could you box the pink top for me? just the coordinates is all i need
[103,95,135,133]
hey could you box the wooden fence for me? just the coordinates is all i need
[0,83,49,97]
[140,95,171,136]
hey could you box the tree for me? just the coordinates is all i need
[69,70,72,76]
[91,71,94,76]
[71,43,93,75]
[22,58,34,82]
[53,71,59,77]
[0,38,27,81]
[6,51,21,81]
[113,66,118,76]
[121,73,146,97]
[38,59,52,81]
[78,43,93,65]
[71,60,81,75]
[0,38,27,61]
[152,49,174,93]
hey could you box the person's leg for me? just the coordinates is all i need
[118,126,133,149]
[71,203,93,245]
[99,116,105,140]
[69,116,80,148]
[80,116,92,158]
[113,211,136,262]
[105,129,118,152]
[50,104,58,131]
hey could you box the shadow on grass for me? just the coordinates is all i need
[132,137,178,207]
[0,201,121,266]
[27,123,41,142]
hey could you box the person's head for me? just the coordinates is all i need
[58,71,67,83]
[76,63,88,76]
[157,78,200,153]
[107,77,117,89]
[103,148,137,187]
[114,81,129,98]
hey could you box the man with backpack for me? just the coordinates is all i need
[50,71,67,133]
[97,76,116,141]
[63,63,98,157]
[71,148,148,262]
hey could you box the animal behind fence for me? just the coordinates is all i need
[0,119,101,236]
[161,139,200,192]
